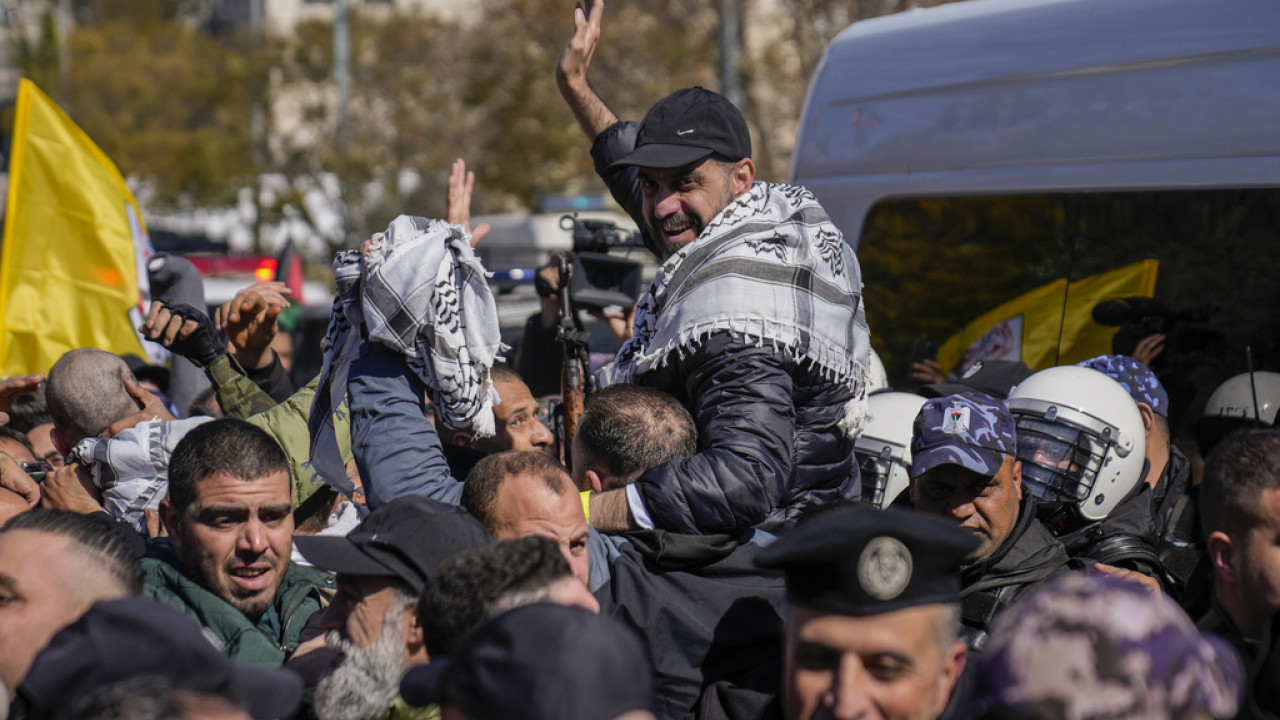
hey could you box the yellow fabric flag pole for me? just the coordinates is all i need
[0,79,151,375]
[937,260,1159,375]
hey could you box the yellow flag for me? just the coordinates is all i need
[937,260,1159,374]
[0,79,149,375]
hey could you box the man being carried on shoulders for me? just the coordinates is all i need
[557,0,871,535]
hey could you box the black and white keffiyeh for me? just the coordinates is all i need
[71,416,212,533]
[607,181,872,434]
[309,215,503,496]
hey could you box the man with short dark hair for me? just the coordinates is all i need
[463,451,591,588]
[145,418,333,666]
[292,495,491,720]
[570,384,697,493]
[557,0,871,536]
[421,536,600,659]
[0,509,142,699]
[757,505,974,720]
[1198,429,1280,667]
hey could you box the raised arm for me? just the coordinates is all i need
[347,341,462,509]
[556,0,619,141]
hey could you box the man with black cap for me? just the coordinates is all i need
[906,393,1073,650]
[400,603,657,720]
[290,495,491,720]
[16,596,303,720]
[557,0,871,536]
[756,504,975,720]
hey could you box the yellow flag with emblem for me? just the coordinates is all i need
[0,79,150,375]
[937,260,1159,374]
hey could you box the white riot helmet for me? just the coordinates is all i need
[854,392,927,509]
[867,348,890,395]
[1006,366,1146,522]
[1197,371,1280,455]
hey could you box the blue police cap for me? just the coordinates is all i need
[1078,354,1169,417]
[911,392,1017,478]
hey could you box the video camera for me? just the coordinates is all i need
[559,215,645,311]
[1092,296,1223,371]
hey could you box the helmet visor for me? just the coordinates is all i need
[856,451,892,508]
[1015,417,1101,503]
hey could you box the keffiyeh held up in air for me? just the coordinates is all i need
[607,181,872,435]
[308,215,503,497]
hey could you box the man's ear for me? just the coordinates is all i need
[730,158,756,196]
[585,469,606,494]
[1010,459,1024,499]
[936,641,967,718]
[1208,530,1237,584]
[450,431,473,448]
[51,426,72,456]
[159,499,182,549]
[405,606,428,663]
[1137,403,1156,439]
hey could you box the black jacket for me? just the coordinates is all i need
[596,530,787,720]
[591,121,860,535]
[960,494,1073,650]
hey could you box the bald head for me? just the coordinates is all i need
[45,348,138,448]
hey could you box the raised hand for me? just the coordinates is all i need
[140,300,224,368]
[447,158,491,247]
[556,0,619,140]
[215,282,293,370]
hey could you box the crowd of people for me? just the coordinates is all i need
[0,2,1277,719]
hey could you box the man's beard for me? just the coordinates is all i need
[313,610,410,720]
[649,181,735,259]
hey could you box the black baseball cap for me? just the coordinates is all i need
[756,505,979,616]
[401,604,655,720]
[294,495,491,594]
[608,87,752,170]
[919,360,1033,401]
[19,597,302,720]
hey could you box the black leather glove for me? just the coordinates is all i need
[161,301,225,368]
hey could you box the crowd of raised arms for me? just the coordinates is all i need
[0,2,1277,720]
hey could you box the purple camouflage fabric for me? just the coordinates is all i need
[910,392,1016,478]
[972,573,1243,720]
[1079,354,1169,417]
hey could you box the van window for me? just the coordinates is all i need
[858,189,1280,431]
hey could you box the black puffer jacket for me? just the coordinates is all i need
[633,332,859,534]
[591,121,861,535]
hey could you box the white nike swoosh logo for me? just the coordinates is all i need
[676,129,695,136]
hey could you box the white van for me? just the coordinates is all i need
[790,0,1280,431]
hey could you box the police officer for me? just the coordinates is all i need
[756,504,975,720]
[1078,355,1205,607]
[906,393,1073,650]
